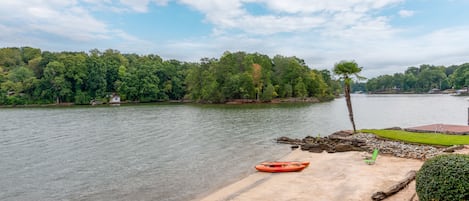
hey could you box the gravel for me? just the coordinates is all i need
[348,133,444,159]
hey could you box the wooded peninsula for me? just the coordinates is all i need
[0,47,467,106]
[0,47,341,105]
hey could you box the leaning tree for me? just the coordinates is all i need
[333,60,365,133]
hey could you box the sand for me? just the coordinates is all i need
[196,149,426,201]
[196,144,469,201]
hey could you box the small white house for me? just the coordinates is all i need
[109,94,121,105]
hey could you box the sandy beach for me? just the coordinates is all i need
[196,149,426,201]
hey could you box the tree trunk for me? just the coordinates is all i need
[344,84,356,133]
[371,170,417,201]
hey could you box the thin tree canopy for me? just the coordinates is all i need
[333,60,365,84]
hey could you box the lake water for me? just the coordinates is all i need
[0,94,468,201]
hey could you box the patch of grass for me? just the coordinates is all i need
[361,129,469,146]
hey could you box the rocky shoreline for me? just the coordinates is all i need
[277,130,464,160]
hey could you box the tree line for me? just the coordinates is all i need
[0,47,340,105]
[364,64,469,93]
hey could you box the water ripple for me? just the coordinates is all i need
[0,95,467,201]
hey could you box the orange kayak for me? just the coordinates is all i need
[255,161,309,173]
[260,161,310,167]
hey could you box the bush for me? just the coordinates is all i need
[416,154,469,201]
[74,90,91,105]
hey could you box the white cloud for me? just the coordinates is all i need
[119,0,151,12]
[398,9,415,17]
[116,0,169,13]
[176,0,403,38]
[325,26,469,77]
[167,0,469,77]
[246,0,403,14]
[160,24,469,78]
[2,0,468,79]
[0,0,147,46]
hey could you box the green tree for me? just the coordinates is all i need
[403,73,417,92]
[28,57,42,78]
[86,50,107,99]
[294,77,307,98]
[450,63,469,93]
[119,63,160,102]
[0,68,6,104]
[185,64,204,101]
[333,60,364,133]
[0,47,23,68]
[272,55,312,98]
[103,49,128,92]
[239,72,255,99]
[320,69,341,96]
[417,66,447,91]
[42,61,72,104]
[154,59,186,101]
[36,51,57,78]
[21,47,41,64]
[261,83,275,101]
[309,70,330,98]
[1,66,37,103]
[161,60,188,100]
[57,52,89,102]
[200,71,222,103]
[283,83,293,98]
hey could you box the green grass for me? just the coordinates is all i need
[361,129,469,146]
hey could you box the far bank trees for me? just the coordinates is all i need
[366,64,468,93]
[0,47,338,105]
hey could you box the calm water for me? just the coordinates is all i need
[0,94,468,201]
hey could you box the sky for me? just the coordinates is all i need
[1,0,469,78]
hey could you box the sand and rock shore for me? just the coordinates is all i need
[196,131,468,201]
[277,130,463,159]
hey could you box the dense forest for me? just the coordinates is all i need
[0,47,340,105]
[361,64,469,94]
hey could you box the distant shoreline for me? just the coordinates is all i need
[0,97,332,108]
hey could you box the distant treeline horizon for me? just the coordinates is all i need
[1,47,467,106]
[353,63,469,93]
[0,47,342,105]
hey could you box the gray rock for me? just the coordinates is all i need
[329,130,354,139]
[301,144,323,153]
[335,143,364,152]
[280,131,446,160]
[277,136,303,145]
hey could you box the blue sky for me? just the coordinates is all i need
[1,0,469,78]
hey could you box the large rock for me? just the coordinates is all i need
[301,143,333,153]
[279,132,445,159]
[329,130,354,139]
[276,136,303,145]
[334,143,364,152]
[301,144,323,153]
[350,139,367,147]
